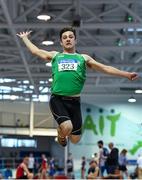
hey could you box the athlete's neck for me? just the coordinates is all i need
[63,48,76,54]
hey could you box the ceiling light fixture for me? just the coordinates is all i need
[128,96,136,103]
[135,89,142,94]
[37,2,51,21]
[49,78,53,82]
[72,14,81,27]
[37,14,51,21]
[41,40,54,46]
[10,95,18,100]
[46,62,52,67]
[127,15,133,22]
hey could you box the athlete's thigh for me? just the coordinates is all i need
[49,95,70,125]
[68,99,82,134]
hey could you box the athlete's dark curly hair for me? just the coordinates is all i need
[59,27,76,40]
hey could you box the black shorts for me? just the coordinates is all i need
[49,94,82,135]
[119,165,127,171]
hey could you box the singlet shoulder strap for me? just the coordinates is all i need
[52,52,60,60]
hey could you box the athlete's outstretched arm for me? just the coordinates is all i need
[17,31,57,61]
[83,54,138,81]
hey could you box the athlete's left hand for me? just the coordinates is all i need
[128,72,139,80]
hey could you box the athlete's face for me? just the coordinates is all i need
[24,157,29,165]
[60,31,76,50]
[98,143,103,148]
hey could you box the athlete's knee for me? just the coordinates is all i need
[28,173,34,179]
[70,135,81,144]
[60,121,73,136]
[61,125,73,136]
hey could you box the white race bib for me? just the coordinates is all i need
[58,59,78,71]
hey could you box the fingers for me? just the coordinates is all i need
[28,30,32,34]
[131,73,139,80]
[132,77,137,81]
[133,76,139,80]
[16,30,32,37]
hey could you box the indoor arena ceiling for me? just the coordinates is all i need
[0,0,142,102]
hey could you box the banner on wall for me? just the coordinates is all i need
[70,103,142,160]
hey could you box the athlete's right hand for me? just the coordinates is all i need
[16,31,32,38]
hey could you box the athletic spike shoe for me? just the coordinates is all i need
[57,135,67,147]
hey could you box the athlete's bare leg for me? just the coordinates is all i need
[69,134,81,144]
[57,120,73,146]
[40,169,47,179]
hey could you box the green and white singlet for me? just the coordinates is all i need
[51,53,86,96]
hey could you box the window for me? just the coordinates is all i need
[1,138,37,148]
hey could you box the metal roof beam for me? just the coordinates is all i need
[0,22,142,29]
[84,83,142,88]
[117,0,142,23]
[15,0,44,22]
[82,0,142,5]
[0,45,142,52]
